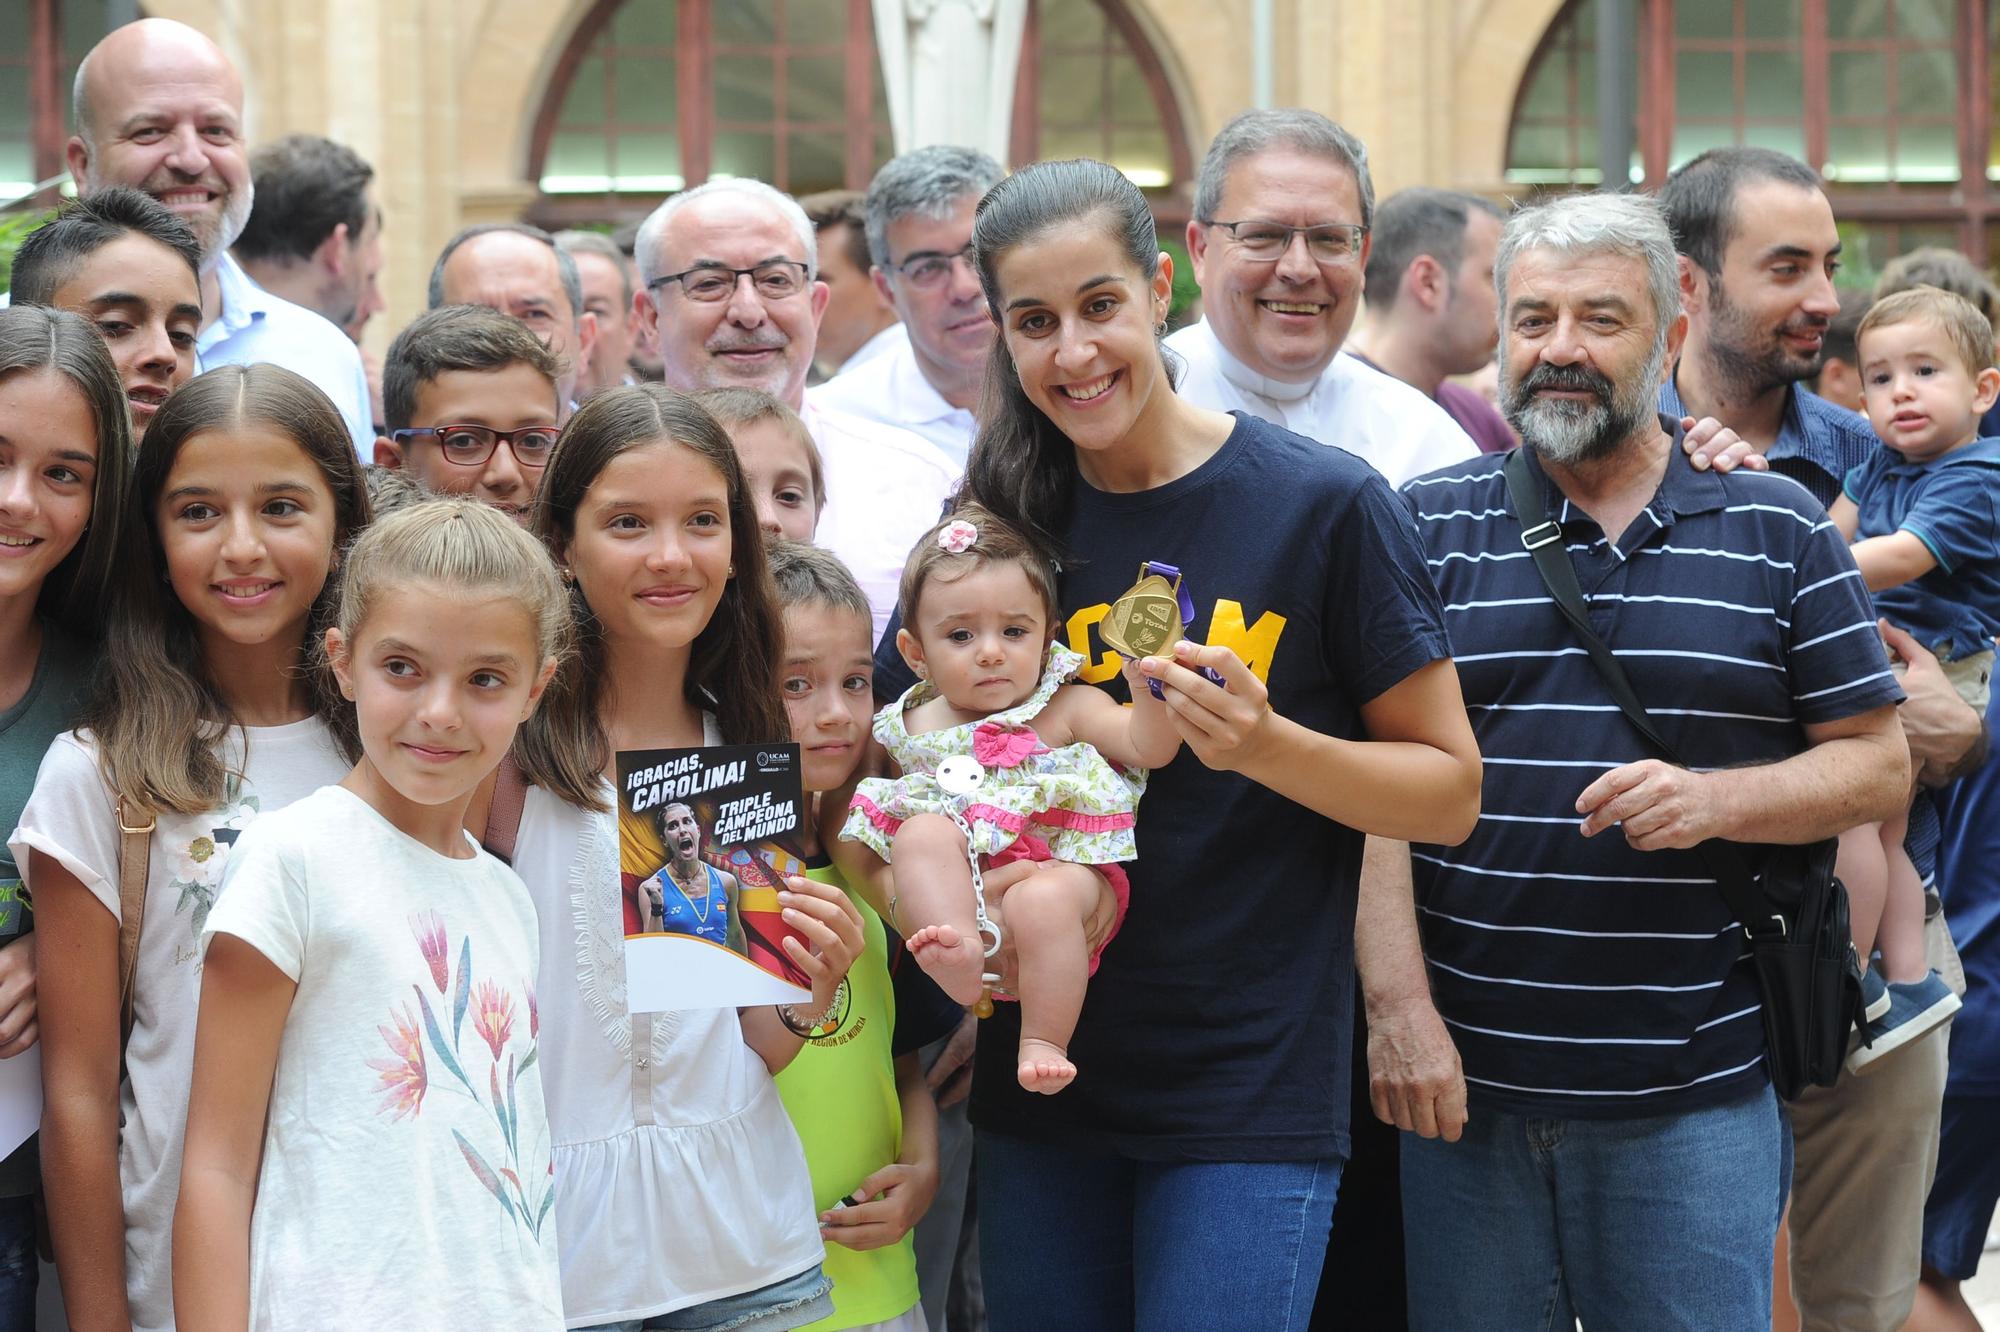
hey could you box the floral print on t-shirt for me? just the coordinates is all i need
[369,910,553,1242]
[168,772,261,939]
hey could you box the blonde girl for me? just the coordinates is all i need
[174,499,568,1329]
[485,384,865,1332]
[19,365,369,1331]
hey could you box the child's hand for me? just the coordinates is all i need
[777,875,866,1015]
[819,1156,942,1251]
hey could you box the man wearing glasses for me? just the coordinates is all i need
[374,304,564,525]
[631,178,956,639]
[1165,109,1479,490]
[810,146,1007,469]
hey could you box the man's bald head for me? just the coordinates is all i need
[68,19,251,263]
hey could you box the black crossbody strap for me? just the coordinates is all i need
[1499,450,1780,938]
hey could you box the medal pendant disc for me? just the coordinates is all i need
[1102,574,1184,659]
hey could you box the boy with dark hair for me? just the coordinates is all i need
[374,304,563,524]
[11,186,202,430]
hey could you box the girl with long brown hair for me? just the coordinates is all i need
[492,384,865,1332]
[19,364,369,1330]
[0,304,136,1323]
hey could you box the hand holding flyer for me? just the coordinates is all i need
[617,744,817,1012]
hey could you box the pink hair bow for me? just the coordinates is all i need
[939,520,978,553]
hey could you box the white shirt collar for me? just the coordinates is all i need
[1195,319,1320,403]
[204,252,269,347]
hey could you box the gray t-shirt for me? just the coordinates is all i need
[0,624,90,1196]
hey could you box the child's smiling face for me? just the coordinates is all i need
[780,602,875,793]
[1860,317,2000,463]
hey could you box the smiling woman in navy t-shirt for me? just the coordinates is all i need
[933,158,1482,1332]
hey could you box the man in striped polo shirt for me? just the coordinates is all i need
[1659,147,1984,1332]
[1393,192,1910,1330]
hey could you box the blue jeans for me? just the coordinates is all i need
[0,1196,33,1332]
[1401,1085,1788,1332]
[975,1129,1339,1332]
[573,1265,833,1332]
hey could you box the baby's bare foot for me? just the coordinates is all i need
[1017,1037,1076,1094]
[909,925,986,1004]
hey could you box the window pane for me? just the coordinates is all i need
[785,0,847,46]
[1676,51,1737,118]
[1109,54,1153,123]
[1518,53,1572,119]
[712,132,776,181]
[1826,122,1890,181]
[1828,51,1885,108]
[1041,53,1103,123]
[1110,126,1171,188]
[1826,0,1888,39]
[1895,122,1959,182]
[1674,0,1735,40]
[1896,50,1955,119]
[1039,0,1106,47]
[613,57,673,125]
[1041,125,1104,162]
[1742,122,1806,161]
[1670,121,1736,168]
[715,54,775,122]
[561,56,607,125]
[617,132,682,186]
[786,54,846,124]
[614,0,676,45]
[1895,0,1955,45]
[1742,51,1802,119]
[1743,0,1800,40]
[0,5,26,54]
[1510,124,1575,172]
[545,131,610,182]
[786,133,845,193]
[714,0,777,45]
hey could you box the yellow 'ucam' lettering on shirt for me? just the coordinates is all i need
[1065,598,1287,686]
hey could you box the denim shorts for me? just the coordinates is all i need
[575,1265,834,1332]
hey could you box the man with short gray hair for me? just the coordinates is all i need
[1387,190,1908,1327]
[1163,110,1477,487]
[630,177,955,639]
[810,145,1006,468]
[430,222,598,413]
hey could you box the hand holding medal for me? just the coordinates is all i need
[1103,562,1273,772]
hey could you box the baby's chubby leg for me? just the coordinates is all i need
[1002,861,1117,1094]
[889,813,986,1003]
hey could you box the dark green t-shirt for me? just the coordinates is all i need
[0,623,91,1196]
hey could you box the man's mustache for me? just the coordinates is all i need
[1520,362,1613,401]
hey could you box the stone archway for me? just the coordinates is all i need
[1451,0,1573,191]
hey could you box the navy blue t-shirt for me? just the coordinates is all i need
[1936,685,2000,1097]
[1844,437,2000,661]
[943,411,1452,1162]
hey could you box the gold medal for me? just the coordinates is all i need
[1101,565,1185,660]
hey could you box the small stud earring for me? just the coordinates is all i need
[559,565,574,584]
[727,564,736,577]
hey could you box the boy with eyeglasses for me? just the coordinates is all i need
[374,304,564,525]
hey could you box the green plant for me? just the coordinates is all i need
[1159,233,1199,325]
[0,210,55,295]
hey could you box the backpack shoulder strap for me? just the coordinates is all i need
[114,799,153,1050]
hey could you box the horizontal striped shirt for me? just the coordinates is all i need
[1402,435,1903,1117]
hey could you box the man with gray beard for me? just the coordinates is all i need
[1381,192,1909,1328]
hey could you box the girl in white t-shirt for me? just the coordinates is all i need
[489,384,865,1332]
[174,499,569,1330]
[16,365,371,1332]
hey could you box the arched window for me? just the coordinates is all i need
[532,0,890,224]
[1008,0,1193,200]
[1506,0,1997,272]
[530,0,1192,226]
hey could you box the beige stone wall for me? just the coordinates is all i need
[134,0,1569,344]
